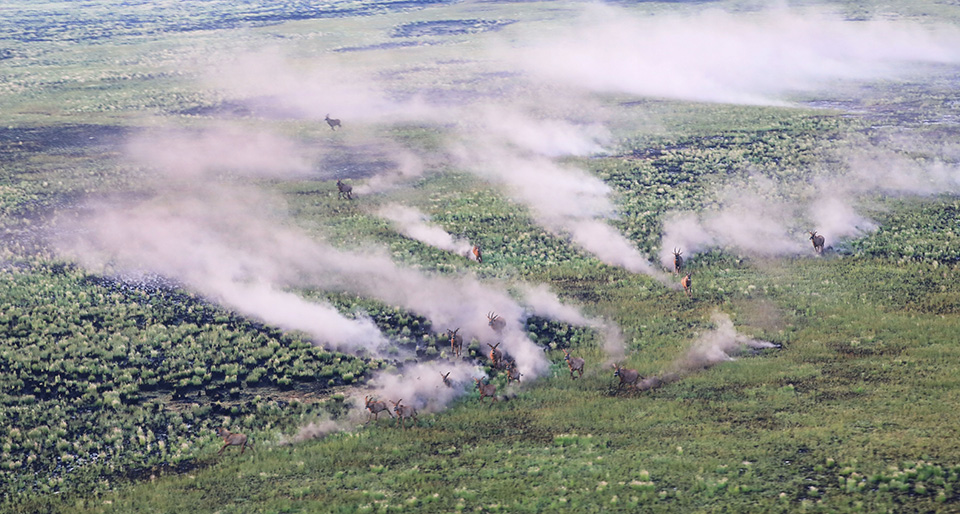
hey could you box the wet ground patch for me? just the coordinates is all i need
[392,18,516,38]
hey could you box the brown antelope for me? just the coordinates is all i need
[325,114,341,130]
[474,378,497,403]
[506,363,523,384]
[364,396,394,422]
[681,273,693,298]
[612,363,641,393]
[336,179,353,200]
[673,248,684,275]
[472,245,482,263]
[562,349,585,379]
[809,231,825,254]
[215,427,251,455]
[487,342,503,369]
[487,312,506,334]
[447,328,463,358]
[390,399,418,429]
[441,371,453,388]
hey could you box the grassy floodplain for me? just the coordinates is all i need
[2,0,960,512]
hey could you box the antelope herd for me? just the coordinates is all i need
[234,233,825,442]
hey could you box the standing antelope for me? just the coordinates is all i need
[364,396,394,422]
[447,328,463,358]
[562,349,585,379]
[507,363,523,384]
[216,427,251,455]
[336,179,353,200]
[441,371,453,388]
[612,363,641,393]
[325,114,341,130]
[487,342,503,369]
[487,312,506,334]
[673,248,684,275]
[681,273,693,298]
[809,231,825,254]
[472,245,482,263]
[474,378,497,403]
[390,399,418,429]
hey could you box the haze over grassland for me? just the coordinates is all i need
[51,2,960,383]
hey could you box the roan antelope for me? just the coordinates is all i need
[364,396,394,422]
[487,342,503,369]
[487,312,506,334]
[612,363,640,393]
[441,371,453,388]
[562,349,585,380]
[681,273,693,298]
[474,378,497,403]
[447,328,463,358]
[507,363,523,384]
[809,231,825,255]
[216,427,251,455]
[325,114,341,130]
[673,248,684,275]
[472,245,482,263]
[336,179,353,200]
[390,399,418,429]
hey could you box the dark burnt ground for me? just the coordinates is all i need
[0,124,139,256]
[391,19,516,38]
[0,124,130,162]
[318,144,406,181]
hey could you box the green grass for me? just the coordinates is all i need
[2,1,960,512]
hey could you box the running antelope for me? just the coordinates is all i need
[447,328,463,358]
[336,179,353,200]
[507,363,523,384]
[325,114,341,130]
[441,371,453,388]
[487,342,503,369]
[487,312,506,334]
[474,378,497,403]
[390,399,418,429]
[472,245,482,263]
[215,427,251,455]
[364,396,394,422]
[612,363,641,393]
[809,231,825,254]
[673,248,684,275]
[681,273,693,298]
[563,349,585,379]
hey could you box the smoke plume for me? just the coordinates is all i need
[518,283,625,361]
[510,5,960,106]
[673,311,778,375]
[360,361,486,413]
[376,203,476,260]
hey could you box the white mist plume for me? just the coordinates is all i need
[518,283,625,360]
[361,361,485,413]
[376,203,475,259]
[279,419,352,446]
[449,135,669,282]
[124,125,314,179]
[511,5,960,106]
[59,187,389,351]
[660,147,960,263]
[676,311,778,374]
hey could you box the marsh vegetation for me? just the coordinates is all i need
[1,1,960,512]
